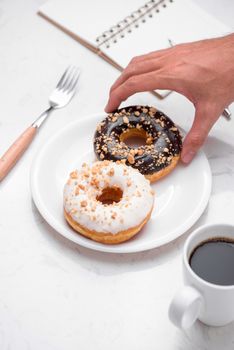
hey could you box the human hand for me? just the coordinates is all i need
[105,34,234,163]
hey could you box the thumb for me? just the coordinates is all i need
[181,104,220,164]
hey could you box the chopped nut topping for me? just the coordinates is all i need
[81,200,87,207]
[123,116,129,124]
[100,153,105,159]
[70,170,78,179]
[142,108,148,113]
[150,107,157,113]
[75,187,80,195]
[138,149,144,156]
[146,137,153,145]
[134,111,140,116]
[90,177,99,187]
[127,179,132,187]
[164,148,169,153]
[127,154,135,164]
[70,208,77,214]
[96,124,102,131]
[111,212,117,219]
[108,168,115,176]
[91,168,98,175]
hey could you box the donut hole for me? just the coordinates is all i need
[96,186,123,205]
[120,128,152,148]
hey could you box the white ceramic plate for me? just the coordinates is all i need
[31,113,212,253]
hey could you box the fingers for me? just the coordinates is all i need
[125,47,172,64]
[181,103,221,164]
[105,71,174,112]
[109,58,164,94]
[105,48,175,112]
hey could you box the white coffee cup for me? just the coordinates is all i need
[168,223,234,329]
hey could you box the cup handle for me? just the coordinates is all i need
[168,286,203,329]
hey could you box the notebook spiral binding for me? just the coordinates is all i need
[96,0,174,48]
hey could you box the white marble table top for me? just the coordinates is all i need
[0,1,234,349]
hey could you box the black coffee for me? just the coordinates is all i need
[189,238,234,286]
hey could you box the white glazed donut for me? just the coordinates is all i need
[63,160,154,244]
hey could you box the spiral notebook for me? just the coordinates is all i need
[38,0,230,98]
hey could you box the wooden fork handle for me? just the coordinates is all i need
[0,126,37,181]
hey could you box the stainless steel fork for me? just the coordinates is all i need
[0,66,80,181]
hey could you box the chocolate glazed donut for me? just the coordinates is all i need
[93,106,182,182]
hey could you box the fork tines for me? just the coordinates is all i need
[56,65,80,93]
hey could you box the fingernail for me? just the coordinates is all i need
[182,151,195,164]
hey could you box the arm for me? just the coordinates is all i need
[105,34,234,163]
